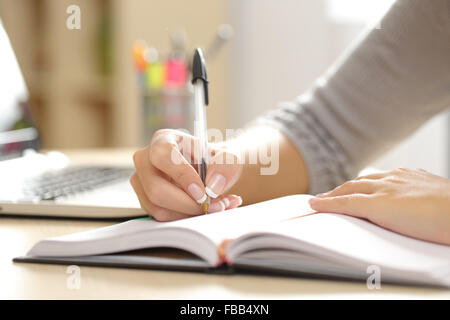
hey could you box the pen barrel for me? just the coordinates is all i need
[193,81,208,182]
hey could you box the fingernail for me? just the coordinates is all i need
[209,200,226,213]
[187,183,207,204]
[316,193,328,198]
[222,197,230,208]
[205,173,226,198]
[226,196,243,211]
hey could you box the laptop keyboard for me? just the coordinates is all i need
[22,166,134,201]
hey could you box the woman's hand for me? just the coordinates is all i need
[131,129,243,221]
[309,168,450,245]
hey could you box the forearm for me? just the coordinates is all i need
[225,127,309,205]
[250,0,450,195]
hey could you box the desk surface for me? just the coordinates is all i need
[1,148,449,299]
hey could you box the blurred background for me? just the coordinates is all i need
[0,0,448,177]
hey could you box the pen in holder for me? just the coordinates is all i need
[132,25,232,145]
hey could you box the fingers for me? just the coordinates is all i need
[355,172,388,180]
[148,131,207,204]
[317,179,376,198]
[311,176,379,220]
[132,129,244,221]
[131,172,242,221]
[355,168,428,181]
[210,194,243,212]
[204,150,243,199]
[130,173,191,220]
[133,157,205,214]
[223,194,244,210]
[130,173,152,214]
[309,194,373,219]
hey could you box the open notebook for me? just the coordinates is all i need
[15,195,450,287]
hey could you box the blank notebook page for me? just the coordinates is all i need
[269,213,450,274]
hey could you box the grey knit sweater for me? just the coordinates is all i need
[257,0,450,195]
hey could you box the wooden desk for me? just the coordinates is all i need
[1,149,449,299]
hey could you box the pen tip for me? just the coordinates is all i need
[201,197,210,214]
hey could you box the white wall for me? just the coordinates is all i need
[373,113,449,177]
[229,0,359,128]
[229,0,449,177]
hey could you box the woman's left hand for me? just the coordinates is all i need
[309,168,450,245]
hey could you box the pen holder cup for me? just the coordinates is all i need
[140,86,194,145]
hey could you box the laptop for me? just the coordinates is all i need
[0,20,144,219]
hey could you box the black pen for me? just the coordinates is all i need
[192,48,210,213]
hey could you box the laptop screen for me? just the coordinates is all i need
[0,19,39,160]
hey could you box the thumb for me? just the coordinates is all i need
[204,149,243,199]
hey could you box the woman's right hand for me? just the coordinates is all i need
[130,129,243,221]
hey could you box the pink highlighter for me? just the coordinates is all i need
[165,58,187,88]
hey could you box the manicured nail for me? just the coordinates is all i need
[226,196,243,211]
[222,197,230,208]
[187,183,207,204]
[209,200,226,213]
[205,173,226,198]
